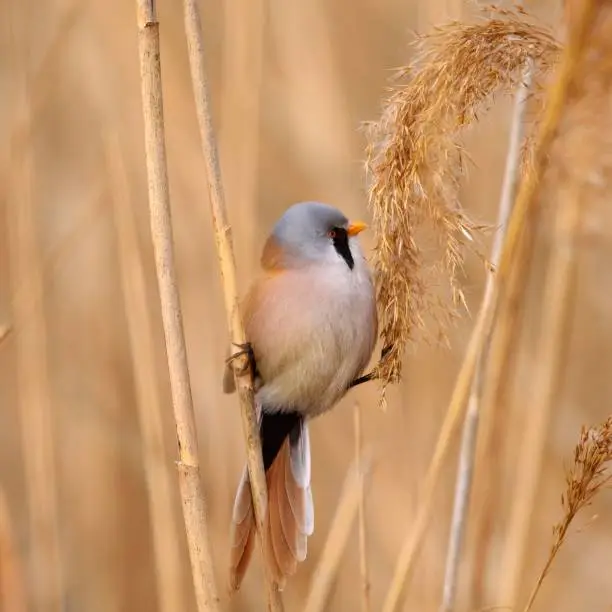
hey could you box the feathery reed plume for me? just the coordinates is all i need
[303,455,371,612]
[355,404,371,612]
[134,2,220,609]
[7,15,64,609]
[441,64,532,612]
[180,1,283,608]
[366,7,559,390]
[382,3,590,609]
[106,131,187,612]
[501,1,612,605]
[523,417,612,612]
[0,489,27,612]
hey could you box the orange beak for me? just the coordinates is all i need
[347,221,368,236]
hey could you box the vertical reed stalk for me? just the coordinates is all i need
[180,1,283,609]
[381,296,494,612]
[470,5,595,607]
[355,404,371,612]
[382,3,593,607]
[303,456,370,612]
[134,2,220,610]
[468,219,535,605]
[499,160,586,608]
[440,66,532,612]
[106,131,187,612]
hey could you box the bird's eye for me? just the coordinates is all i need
[327,229,337,239]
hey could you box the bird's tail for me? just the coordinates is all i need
[229,421,314,591]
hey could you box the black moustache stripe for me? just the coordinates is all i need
[332,227,354,270]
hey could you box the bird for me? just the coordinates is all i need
[224,201,378,591]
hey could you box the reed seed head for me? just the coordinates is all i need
[366,7,560,389]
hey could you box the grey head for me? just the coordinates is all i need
[267,201,367,270]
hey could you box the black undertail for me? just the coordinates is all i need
[260,411,302,471]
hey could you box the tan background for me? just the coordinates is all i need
[2,0,611,611]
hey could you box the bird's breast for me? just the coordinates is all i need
[244,261,377,416]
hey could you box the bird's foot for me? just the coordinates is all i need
[349,371,376,389]
[226,342,256,377]
[348,345,393,389]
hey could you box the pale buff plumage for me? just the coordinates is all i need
[225,202,377,590]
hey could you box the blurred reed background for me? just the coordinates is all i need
[2,0,612,611]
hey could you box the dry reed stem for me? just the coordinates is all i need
[134,2,220,609]
[180,1,283,609]
[523,417,612,611]
[381,294,493,612]
[381,4,592,609]
[303,455,371,612]
[355,404,371,612]
[500,184,583,607]
[106,131,187,612]
[6,15,64,609]
[470,2,600,603]
[502,1,611,605]
[468,215,538,605]
[0,489,27,612]
[366,8,559,390]
[440,64,532,612]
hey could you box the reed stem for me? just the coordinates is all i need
[134,2,220,609]
[106,131,187,612]
[440,65,532,612]
[181,0,283,608]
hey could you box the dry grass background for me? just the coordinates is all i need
[2,0,612,611]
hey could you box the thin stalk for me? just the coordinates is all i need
[180,1,283,609]
[440,66,532,612]
[469,208,537,606]
[469,9,596,603]
[355,404,371,612]
[134,2,220,610]
[381,3,594,607]
[303,456,371,612]
[501,179,585,608]
[106,131,187,612]
[381,293,493,612]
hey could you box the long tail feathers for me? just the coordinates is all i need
[229,422,314,591]
[229,468,256,591]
